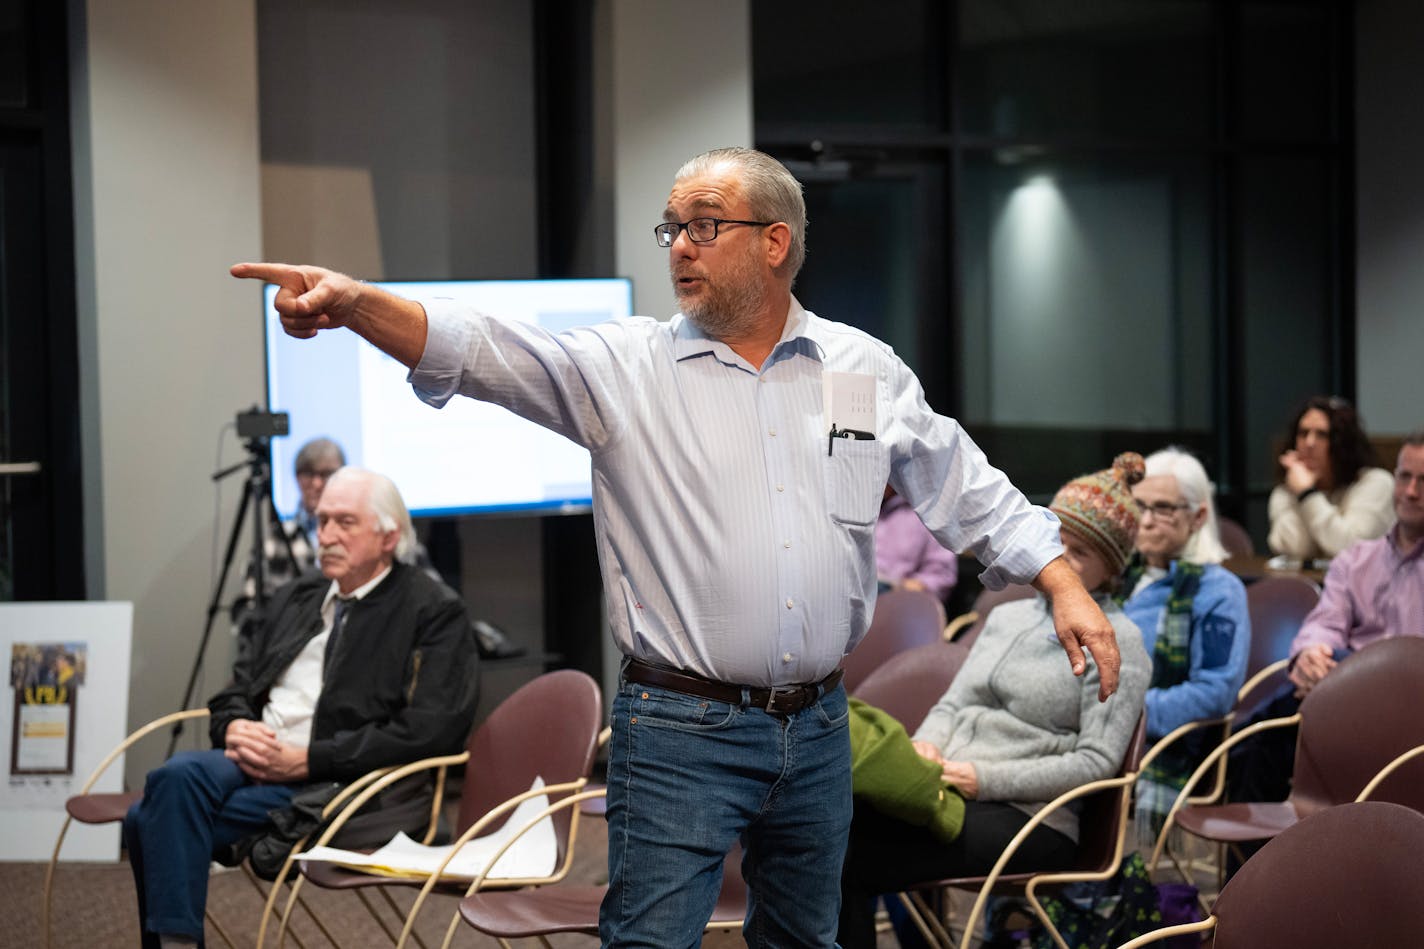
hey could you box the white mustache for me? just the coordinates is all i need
[318,544,345,559]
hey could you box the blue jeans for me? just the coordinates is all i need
[123,749,296,947]
[600,677,852,948]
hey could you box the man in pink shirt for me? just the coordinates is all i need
[1229,433,1423,820]
[1287,433,1424,691]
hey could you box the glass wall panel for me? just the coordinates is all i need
[1238,155,1332,536]
[957,151,1212,493]
[958,0,1212,140]
[786,161,948,387]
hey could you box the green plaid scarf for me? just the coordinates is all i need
[1119,555,1205,833]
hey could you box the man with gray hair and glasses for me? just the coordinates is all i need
[232,146,1120,946]
[124,467,477,949]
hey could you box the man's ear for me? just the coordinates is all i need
[764,222,791,270]
[380,528,401,556]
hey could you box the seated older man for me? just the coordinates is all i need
[123,467,478,949]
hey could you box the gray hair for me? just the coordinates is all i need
[326,466,416,561]
[674,147,807,280]
[1144,447,1230,565]
[294,437,345,474]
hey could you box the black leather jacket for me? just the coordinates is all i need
[208,561,479,781]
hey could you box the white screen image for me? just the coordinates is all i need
[263,278,633,517]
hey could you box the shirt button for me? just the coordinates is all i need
[785,598,794,609]
[776,484,784,492]
[768,428,777,437]
[783,540,792,549]
[782,652,793,663]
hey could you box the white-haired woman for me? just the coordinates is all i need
[1120,447,1250,834]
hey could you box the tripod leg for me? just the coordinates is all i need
[167,482,252,758]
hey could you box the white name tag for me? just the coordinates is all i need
[823,371,877,435]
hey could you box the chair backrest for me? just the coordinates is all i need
[850,640,970,734]
[1290,637,1424,815]
[1072,713,1147,873]
[1210,801,1424,948]
[456,670,603,864]
[951,583,1036,651]
[1244,575,1319,677]
[1216,516,1255,559]
[841,589,948,692]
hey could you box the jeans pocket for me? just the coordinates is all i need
[631,684,739,731]
[814,685,850,727]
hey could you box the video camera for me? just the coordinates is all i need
[235,407,290,440]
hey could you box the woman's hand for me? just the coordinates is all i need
[1280,449,1318,496]
[912,740,945,765]
[941,760,979,799]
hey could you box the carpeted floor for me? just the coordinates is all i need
[9,813,751,948]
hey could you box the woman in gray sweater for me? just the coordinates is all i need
[839,455,1153,948]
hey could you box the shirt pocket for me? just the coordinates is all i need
[822,438,887,526]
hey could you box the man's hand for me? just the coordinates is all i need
[1033,556,1121,701]
[230,262,363,339]
[223,718,309,783]
[230,261,429,368]
[1289,643,1337,697]
[897,578,928,593]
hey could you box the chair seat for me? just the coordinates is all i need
[1174,801,1300,842]
[460,874,748,938]
[66,791,142,824]
[579,784,608,817]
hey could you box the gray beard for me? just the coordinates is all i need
[674,258,769,341]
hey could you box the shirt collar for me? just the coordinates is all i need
[322,562,394,610]
[1389,524,1424,562]
[670,295,826,368]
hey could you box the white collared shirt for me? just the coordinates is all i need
[261,564,393,746]
[410,295,1060,686]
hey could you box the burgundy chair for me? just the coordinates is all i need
[840,589,947,692]
[1120,801,1424,948]
[943,583,1036,651]
[454,792,748,944]
[1148,637,1424,875]
[850,640,970,734]
[1215,516,1256,560]
[276,669,603,948]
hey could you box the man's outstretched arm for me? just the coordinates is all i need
[231,262,428,369]
[1032,556,1121,702]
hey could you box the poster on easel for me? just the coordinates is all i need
[9,642,86,776]
[0,603,131,861]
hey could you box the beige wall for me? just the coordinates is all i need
[70,0,265,784]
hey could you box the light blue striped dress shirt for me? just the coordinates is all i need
[410,295,1062,687]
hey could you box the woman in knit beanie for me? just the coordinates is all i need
[838,456,1153,949]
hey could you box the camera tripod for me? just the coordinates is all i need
[167,430,299,757]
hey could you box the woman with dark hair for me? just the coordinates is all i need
[1267,396,1393,560]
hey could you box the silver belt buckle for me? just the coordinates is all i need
[765,686,796,714]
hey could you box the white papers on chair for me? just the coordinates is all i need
[294,777,557,881]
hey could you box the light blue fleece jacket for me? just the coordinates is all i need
[1122,561,1250,740]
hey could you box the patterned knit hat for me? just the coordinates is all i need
[1050,452,1146,576]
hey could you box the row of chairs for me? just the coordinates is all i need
[844,612,1424,948]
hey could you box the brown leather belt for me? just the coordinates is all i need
[623,658,843,716]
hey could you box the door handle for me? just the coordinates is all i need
[0,461,42,475]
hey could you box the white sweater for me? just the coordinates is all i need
[1267,467,1395,560]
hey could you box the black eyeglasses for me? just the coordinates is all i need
[654,217,773,248]
[1135,499,1192,520]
